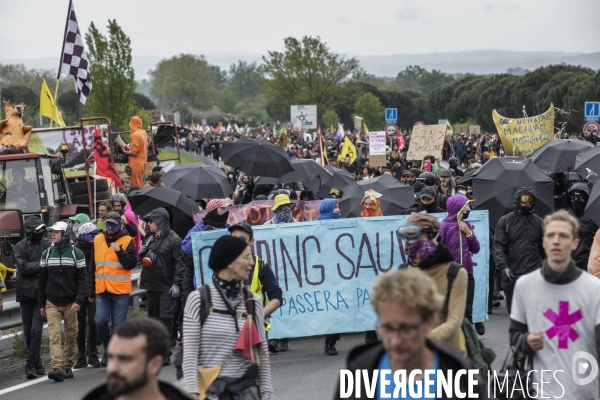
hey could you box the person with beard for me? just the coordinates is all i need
[567,183,598,270]
[182,235,273,400]
[549,172,569,210]
[398,213,468,355]
[90,213,137,368]
[73,223,102,369]
[182,199,230,259]
[139,207,185,365]
[361,189,383,217]
[83,318,190,400]
[493,187,545,313]
[14,215,51,379]
[438,169,456,196]
[402,187,445,215]
[39,220,87,382]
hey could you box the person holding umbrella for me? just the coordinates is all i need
[493,187,545,313]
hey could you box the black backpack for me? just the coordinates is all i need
[198,283,257,327]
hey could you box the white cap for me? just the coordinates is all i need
[47,221,68,232]
[34,223,47,231]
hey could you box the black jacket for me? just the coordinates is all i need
[14,216,52,302]
[39,242,87,307]
[87,230,137,296]
[333,340,487,400]
[402,201,445,215]
[83,380,192,400]
[573,213,597,270]
[140,208,185,291]
[493,211,545,279]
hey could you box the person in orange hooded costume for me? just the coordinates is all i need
[361,189,383,217]
[123,116,148,188]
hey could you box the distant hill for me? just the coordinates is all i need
[2,50,599,79]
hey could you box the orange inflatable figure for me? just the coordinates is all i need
[0,100,32,151]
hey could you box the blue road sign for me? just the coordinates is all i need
[385,108,397,124]
[585,102,600,122]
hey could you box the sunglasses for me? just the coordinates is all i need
[105,222,121,230]
[570,194,585,202]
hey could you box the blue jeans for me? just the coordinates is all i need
[95,293,130,349]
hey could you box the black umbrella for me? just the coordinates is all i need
[457,168,479,186]
[305,165,356,198]
[219,138,294,178]
[161,163,233,200]
[128,186,198,238]
[254,159,333,186]
[338,175,414,218]
[471,157,554,230]
[575,146,600,183]
[528,139,594,174]
[585,183,600,227]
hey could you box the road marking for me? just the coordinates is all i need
[0,366,87,395]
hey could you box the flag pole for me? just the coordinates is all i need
[50,0,72,128]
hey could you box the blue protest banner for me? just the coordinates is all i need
[192,211,490,339]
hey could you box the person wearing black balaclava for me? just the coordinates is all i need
[182,199,230,259]
[14,215,52,379]
[568,182,598,270]
[402,186,445,215]
[550,172,569,211]
[493,186,545,313]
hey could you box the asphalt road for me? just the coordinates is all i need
[0,301,511,400]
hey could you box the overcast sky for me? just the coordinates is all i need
[1,0,599,60]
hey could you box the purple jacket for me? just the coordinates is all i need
[440,195,480,274]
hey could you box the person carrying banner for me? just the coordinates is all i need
[397,213,468,355]
[182,235,273,400]
[123,116,148,188]
[228,223,283,353]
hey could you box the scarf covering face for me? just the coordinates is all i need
[316,199,341,220]
[361,189,383,217]
[274,205,294,224]
[203,209,230,228]
[406,239,438,266]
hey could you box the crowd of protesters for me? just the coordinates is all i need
[8,118,600,399]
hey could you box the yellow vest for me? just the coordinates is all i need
[250,255,271,331]
[94,235,133,295]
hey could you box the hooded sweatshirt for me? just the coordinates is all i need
[440,195,480,274]
[140,208,185,291]
[14,216,52,302]
[316,199,341,220]
[568,182,597,269]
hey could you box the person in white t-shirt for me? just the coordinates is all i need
[510,210,600,399]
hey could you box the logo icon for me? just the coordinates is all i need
[572,351,598,385]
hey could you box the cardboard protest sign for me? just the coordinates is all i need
[406,124,446,161]
[192,211,490,338]
[193,200,322,225]
[368,131,386,167]
[493,103,554,157]
[469,125,481,135]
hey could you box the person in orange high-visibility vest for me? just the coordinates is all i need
[89,212,137,367]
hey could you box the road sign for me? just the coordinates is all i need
[584,121,600,137]
[385,124,398,137]
[291,105,317,129]
[585,102,600,122]
[385,108,398,124]
[285,121,294,130]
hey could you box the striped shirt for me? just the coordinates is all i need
[182,285,273,399]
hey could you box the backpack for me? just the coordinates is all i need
[444,263,496,384]
[199,284,257,327]
[44,243,78,265]
[398,262,496,383]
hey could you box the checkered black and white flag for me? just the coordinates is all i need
[61,1,92,105]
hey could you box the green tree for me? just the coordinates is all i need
[228,61,264,100]
[321,109,339,129]
[133,93,156,110]
[57,90,79,124]
[259,36,364,122]
[150,54,217,109]
[84,19,136,130]
[217,88,238,114]
[1,85,38,126]
[388,65,426,92]
[354,92,384,131]
[418,70,454,94]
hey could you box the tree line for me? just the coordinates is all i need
[1,24,598,134]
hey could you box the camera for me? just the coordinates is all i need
[142,250,156,267]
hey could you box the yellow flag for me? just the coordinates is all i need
[363,122,369,134]
[40,78,66,127]
[337,136,357,163]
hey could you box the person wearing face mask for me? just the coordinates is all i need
[182,199,230,259]
[567,183,597,270]
[550,172,569,211]
[397,213,468,356]
[402,186,445,215]
[440,195,484,335]
[68,213,90,240]
[14,216,52,379]
[493,186,545,314]
[264,194,298,225]
[360,189,383,217]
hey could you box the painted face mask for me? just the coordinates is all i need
[406,239,438,266]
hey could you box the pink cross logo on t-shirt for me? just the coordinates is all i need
[544,301,582,349]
